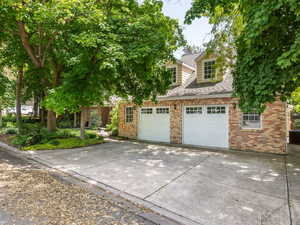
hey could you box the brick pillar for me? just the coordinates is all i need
[170,102,182,144]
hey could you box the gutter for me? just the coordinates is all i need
[157,93,233,101]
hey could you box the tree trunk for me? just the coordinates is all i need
[47,111,56,132]
[46,68,61,132]
[74,113,77,128]
[80,108,86,139]
[33,95,39,118]
[0,109,2,128]
[16,68,23,129]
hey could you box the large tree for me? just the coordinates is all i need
[186,0,300,112]
[44,0,184,138]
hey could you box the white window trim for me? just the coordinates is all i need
[167,65,177,84]
[241,113,263,130]
[125,107,134,123]
[202,58,217,81]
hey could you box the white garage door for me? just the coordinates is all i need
[138,107,170,143]
[183,105,229,148]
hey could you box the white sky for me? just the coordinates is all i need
[162,0,212,57]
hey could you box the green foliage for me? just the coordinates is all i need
[57,120,73,129]
[4,128,17,135]
[85,133,97,139]
[291,88,300,113]
[186,0,300,112]
[22,137,104,151]
[89,110,101,129]
[0,72,15,111]
[106,103,120,136]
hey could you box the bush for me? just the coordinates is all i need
[85,133,97,139]
[90,110,101,129]
[58,120,73,128]
[3,115,16,123]
[11,135,31,146]
[106,103,119,136]
[5,128,17,135]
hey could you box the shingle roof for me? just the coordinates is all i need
[159,71,233,99]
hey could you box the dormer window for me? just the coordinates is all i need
[203,60,216,80]
[168,67,177,84]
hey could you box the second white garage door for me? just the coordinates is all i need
[183,105,229,148]
[138,107,170,143]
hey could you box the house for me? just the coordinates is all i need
[118,52,288,154]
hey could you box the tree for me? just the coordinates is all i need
[185,0,300,112]
[44,0,184,138]
[0,70,15,127]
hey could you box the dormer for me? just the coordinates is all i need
[166,58,195,86]
[195,53,223,83]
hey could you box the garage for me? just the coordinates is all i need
[183,105,229,148]
[138,107,170,143]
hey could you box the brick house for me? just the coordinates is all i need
[118,52,288,154]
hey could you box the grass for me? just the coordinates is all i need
[22,137,104,151]
[60,128,98,137]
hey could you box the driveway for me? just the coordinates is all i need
[30,140,300,225]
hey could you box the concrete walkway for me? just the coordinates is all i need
[26,140,299,225]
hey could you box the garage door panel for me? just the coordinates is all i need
[183,105,229,148]
[138,107,170,143]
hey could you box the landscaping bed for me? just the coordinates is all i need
[0,123,104,151]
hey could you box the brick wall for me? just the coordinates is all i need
[118,98,287,154]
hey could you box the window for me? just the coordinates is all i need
[168,67,177,83]
[207,106,226,114]
[186,107,202,114]
[241,112,261,129]
[125,107,133,123]
[141,108,153,114]
[203,60,216,80]
[156,108,169,114]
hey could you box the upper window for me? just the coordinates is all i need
[241,112,261,129]
[207,106,226,114]
[141,108,153,114]
[125,107,133,123]
[186,107,202,114]
[203,60,216,80]
[156,108,169,114]
[168,67,177,83]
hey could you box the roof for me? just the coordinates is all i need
[158,71,233,100]
[180,53,201,68]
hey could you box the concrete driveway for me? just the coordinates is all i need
[30,140,300,225]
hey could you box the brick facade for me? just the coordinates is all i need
[119,98,287,154]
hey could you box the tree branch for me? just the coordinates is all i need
[17,22,41,67]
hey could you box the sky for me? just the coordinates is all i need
[161,0,212,58]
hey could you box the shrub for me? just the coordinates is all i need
[5,128,17,135]
[53,129,74,139]
[3,115,16,123]
[11,135,31,146]
[85,133,97,139]
[90,110,101,129]
[106,103,119,136]
[58,120,73,128]
[49,140,60,146]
